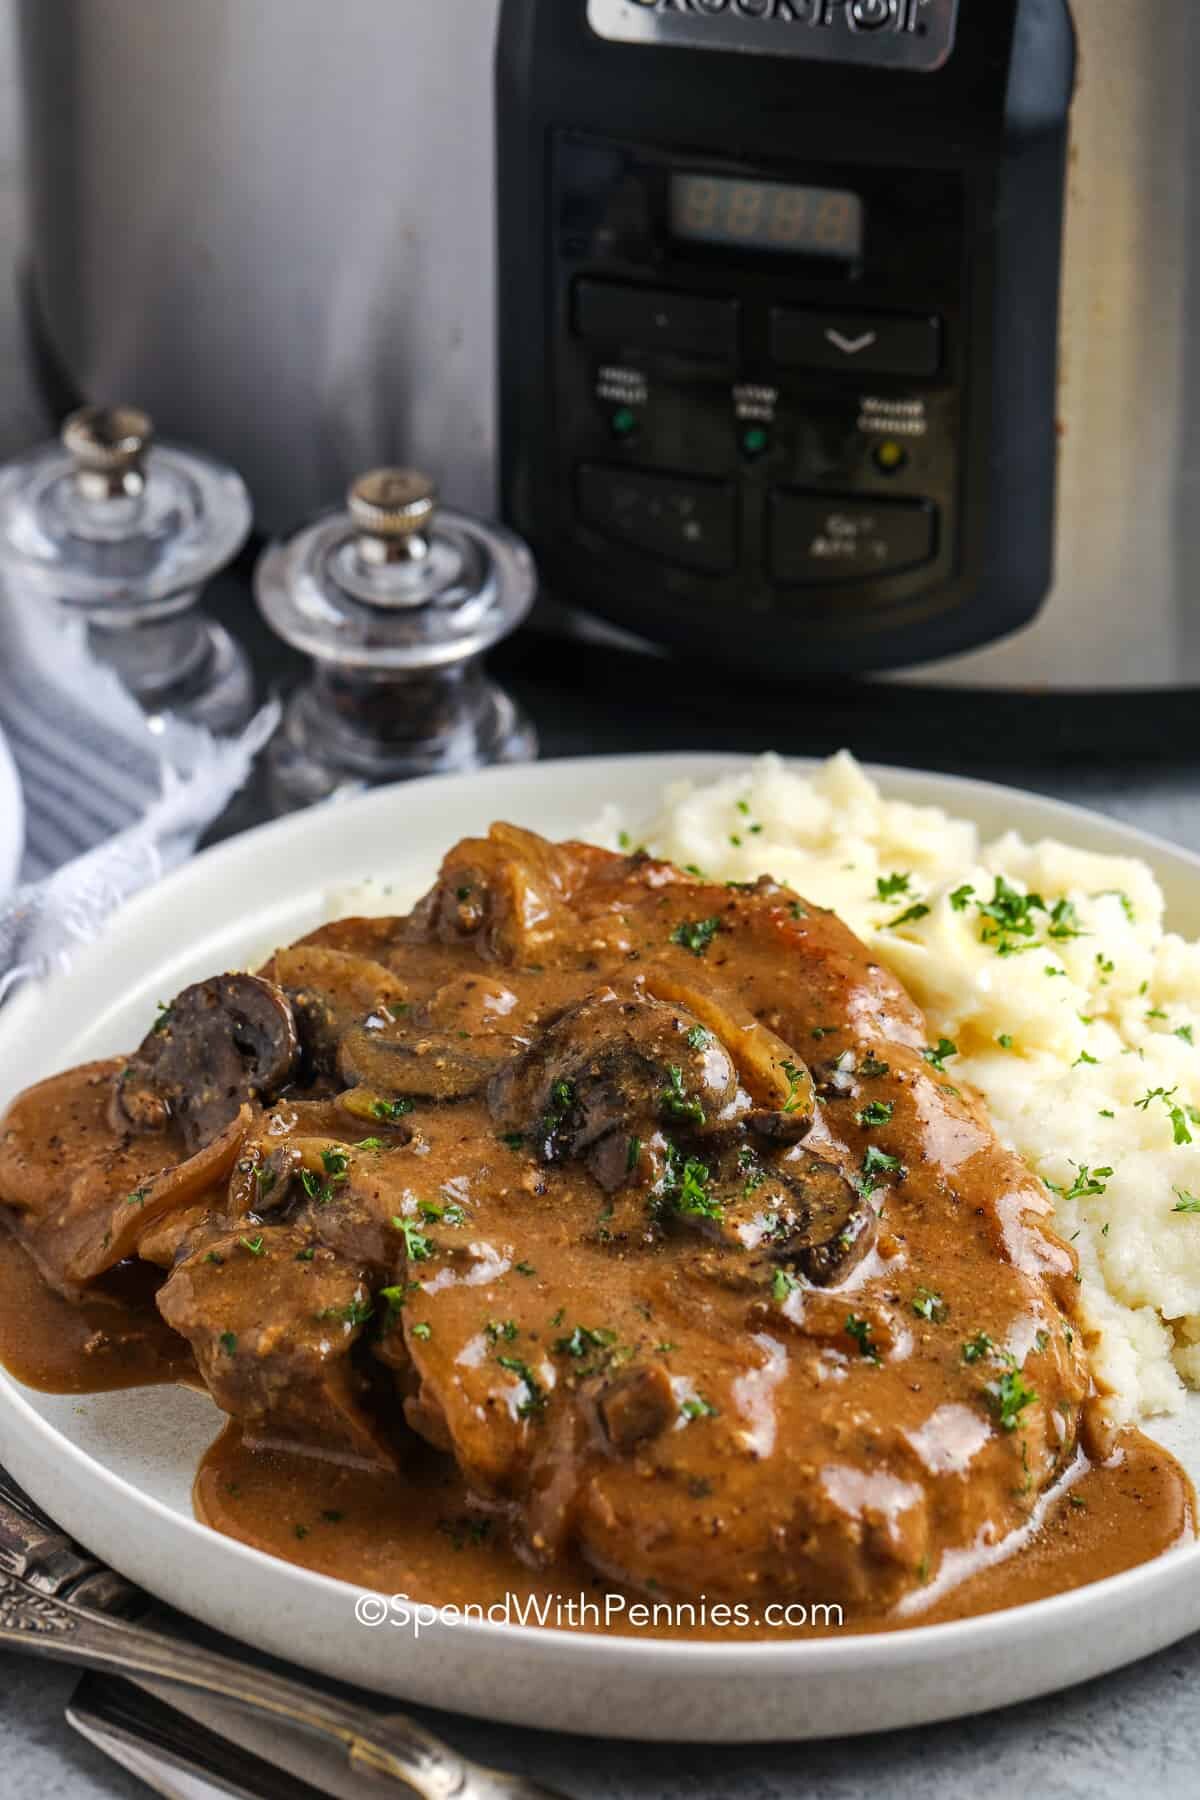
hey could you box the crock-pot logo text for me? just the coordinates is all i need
[590,0,958,68]
[626,0,929,30]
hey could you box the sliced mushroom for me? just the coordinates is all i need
[114,976,299,1154]
[488,988,739,1172]
[338,1024,505,1102]
[670,1141,876,1289]
[268,944,411,1079]
[643,973,814,1141]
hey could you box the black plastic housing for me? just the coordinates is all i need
[497,0,1075,678]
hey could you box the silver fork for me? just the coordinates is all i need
[0,1467,565,1800]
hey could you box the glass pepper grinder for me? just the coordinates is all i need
[255,467,538,813]
[0,404,255,733]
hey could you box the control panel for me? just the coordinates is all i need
[553,135,963,624]
[498,2,1075,679]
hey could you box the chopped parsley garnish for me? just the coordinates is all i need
[845,1315,881,1363]
[949,884,976,912]
[356,1137,386,1151]
[124,1187,149,1208]
[393,1217,435,1262]
[420,1198,466,1226]
[485,1318,519,1344]
[875,872,912,901]
[680,1394,718,1421]
[962,1332,994,1364]
[378,1285,410,1322]
[411,1322,432,1341]
[1093,888,1136,924]
[1173,1189,1200,1214]
[255,1164,277,1197]
[496,1356,545,1418]
[318,1296,374,1328]
[912,1288,948,1324]
[239,1234,266,1257]
[1177,1025,1195,1045]
[986,1359,1039,1432]
[661,1147,723,1222]
[1135,1085,1194,1145]
[923,1038,959,1073]
[219,1331,237,1357]
[972,875,1051,955]
[539,1078,577,1142]
[626,1135,642,1175]
[205,1251,224,1266]
[1045,1163,1113,1202]
[859,1053,890,1079]
[862,1144,903,1179]
[772,1268,801,1304]
[997,1034,1014,1050]
[1047,898,1087,942]
[295,1247,316,1262]
[671,916,722,957]
[779,1058,808,1113]
[371,1097,415,1121]
[1073,1050,1099,1068]
[686,1025,711,1051]
[499,1131,525,1151]
[887,902,931,929]
[661,1064,706,1127]
[856,1099,894,1128]
[554,1324,618,1359]
[515,1261,537,1276]
[788,901,807,921]
[300,1168,339,1206]
[321,1147,350,1178]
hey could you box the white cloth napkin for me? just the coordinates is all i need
[0,581,278,1001]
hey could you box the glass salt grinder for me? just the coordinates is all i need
[254,467,538,813]
[0,404,255,733]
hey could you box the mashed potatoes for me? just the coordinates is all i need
[589,752,1200,1423]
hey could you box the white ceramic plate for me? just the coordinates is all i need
[0,722,23,899]
[3,754,1200,1745]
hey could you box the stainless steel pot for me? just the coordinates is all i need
[16,0,1200,687]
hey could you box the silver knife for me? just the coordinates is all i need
[69,1670,344,1800]
[0,1466,565,1800]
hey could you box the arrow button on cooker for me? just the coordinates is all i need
[770,309,942,378]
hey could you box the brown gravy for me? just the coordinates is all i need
[0,1229,193,1394]
[193,1417,1195,1638]
[1,1226,1191,1638]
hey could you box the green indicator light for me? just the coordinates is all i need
[611,406,638,438]
[742,425,769,458]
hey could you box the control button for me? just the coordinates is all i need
[872,439,908,475]
[575,280,739,360]
[741,425,770,461]
[610,406,639,441]
[769,492,937,585]
[769,309,942,378]
[577,464,737,575]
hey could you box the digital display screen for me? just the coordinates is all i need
[670,173,864,260]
